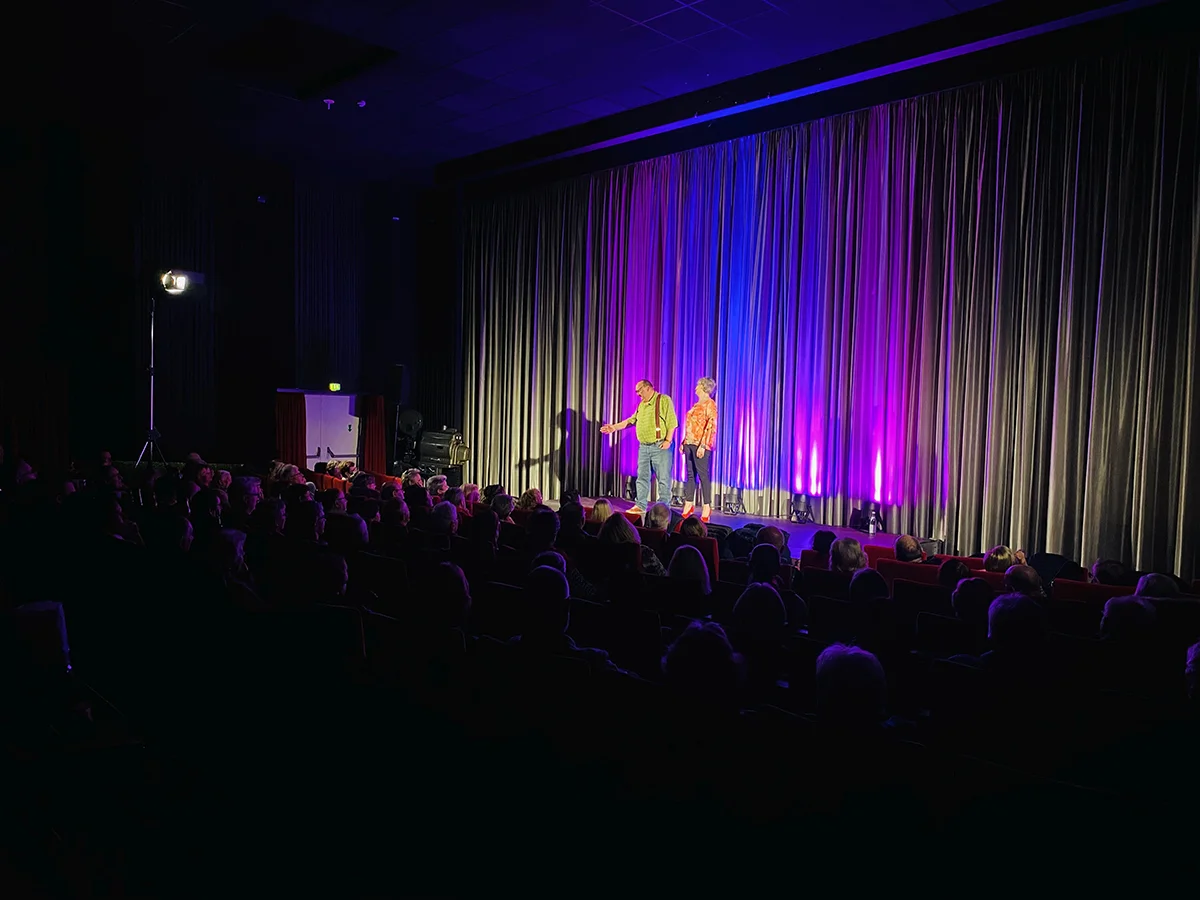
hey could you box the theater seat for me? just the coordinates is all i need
[865,544,896,568]
[799,549,827,569]
[799,567,850,600]
[635,526,668,559]
[978,569,1008,591]
[666,533,720,583]
[877,558,939,591]
[1051,579,1131,606]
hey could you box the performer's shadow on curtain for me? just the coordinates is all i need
[517,408,600,498]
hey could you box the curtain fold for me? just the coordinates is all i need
[358,394,386,475]
[274,392,306,470]
[462,47,1200,579]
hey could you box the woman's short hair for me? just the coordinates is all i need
[696,376,716,395]
[829,537,866,574]
[516,488,543,510]
[984,545,1016,573]
[679,516,707,538]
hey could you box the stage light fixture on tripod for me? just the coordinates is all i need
[789,492,815,524]
[136,270,205,468]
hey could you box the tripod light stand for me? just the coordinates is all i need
[135,270,203,468]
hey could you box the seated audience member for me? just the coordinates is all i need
[379,481,402,503]
[469,507,501,561]
[748,543,786,593]
[1090,558,1132,586]
[284,482,315,508]
[515,488,542,511]
[982,593,1048,671]
[667,544,712,595]
[307,552,350,605]
[531,551,567,574]
[444,486,468,517]
[643,501,671,531]
[938,558,970,590]
[661,621,744,709]
[98,465,126,494]
[462,483,481,505]
[511,566,619,671]
[850,567,889,605]
[811,529,837,557]
[894,534,924,563]
[285,500,326,544]
[588,498,614,525]
[1004,565,1045,600]
[481,483,506,503]
[428,501,459,537]
[214,469,232,492]
[404,484,433,527]
[347,497,381,525]
[597,513,664,576]
[952,577,994,632]
[316,488,347,514]
[1135,573,1181,598]
[198,529,262,610]
[181,459,214,503]
[1187,642,1200,706]
[678,516,707,539]
[427,474,449,504]
[731,583,788,636]
[400,468,424,489]
[350,472,378,498]
[1099,595,1157,642]
[814,643,889,732]
[555,501,593,553]
[983,544,1025,573]
[829,537,866,575]
[227,476,264,531]
[380,497,410,529]
[756,525,791,564]
[490,492,516,524]
[419,562,472,631]
[525,507,559,556]
[190,488,225,548]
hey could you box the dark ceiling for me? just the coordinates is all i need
[115,0,1002,178]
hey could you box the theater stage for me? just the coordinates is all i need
[572,496,932,554]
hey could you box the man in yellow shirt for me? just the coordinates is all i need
[600,379,677,514]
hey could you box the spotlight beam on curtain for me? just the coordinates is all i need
[462,49,1200,579]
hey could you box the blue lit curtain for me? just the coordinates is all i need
[462,49,1200,578]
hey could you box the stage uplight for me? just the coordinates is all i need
[789,492,815,524]
[328,382,342,392]
[160,269,204,295]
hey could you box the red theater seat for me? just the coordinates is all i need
[944,555,985,570]
[666,533,719,583]
[978,569,1008,591]
[865,544,896,568]
[635,526,668,559]
[877,558,939,591]
[799,550,827,569]
[1051,579,1131,607]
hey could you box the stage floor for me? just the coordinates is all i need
[573,496,907,551]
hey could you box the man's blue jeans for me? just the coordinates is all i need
[636,441,673,508]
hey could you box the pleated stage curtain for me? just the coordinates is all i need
[462,47,1200,579]
[358,394,387,475]
[274,391,306,470]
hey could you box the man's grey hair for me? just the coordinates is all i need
[644,502,671,530]
[429,501,458,536]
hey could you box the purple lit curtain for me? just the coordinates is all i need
[462,49,1200,578]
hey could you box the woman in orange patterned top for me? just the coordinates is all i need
[680,377,717,521]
